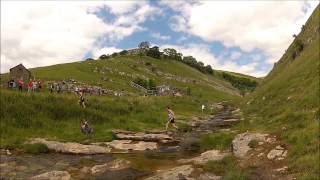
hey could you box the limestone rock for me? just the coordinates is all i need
[91,159,130,174]
[275,166,288,173]
[29,138,111,154]
[144,165,194,180]
[267,146,287,160]
[178,150,229,165]
[232,132,268,158]
[30,171,71,180]
[112,130,172,142]
[198,173,222,180]
[107,140,157,151]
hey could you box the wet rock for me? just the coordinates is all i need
[30,171,71,180]
[198,173,222,180]
[107,140,157,151]
[29,138,111,154]
[95,168,148,180]
[232,132,268,158]
[113,130,173,142]
[178,150,229,165]
[91,159,130,174]
[144,165,194,180]
[179,137,200,153]
[80,166,90,174]
[267,146,287,160]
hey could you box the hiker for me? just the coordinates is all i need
[165,106,178,131]
[18,79,24,91]
[37,79,42,90]
[80,119,93,135]
[57,83,61,93]
[32,80,37,92]
[79,92,86,108]
[49,83,54,93]
[27,79,33,93]
[201,104,205,113]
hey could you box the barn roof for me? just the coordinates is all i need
[9,63,31,73]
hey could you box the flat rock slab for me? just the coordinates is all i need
[177,150,229,165]
[29,138,111,154]
[144,165,194,180]
[107,140,158,151]
[232,132,268,158]
[30,170,71,180]
[91,159,130,174]
[112,130,172,142]
[267,146,287,160]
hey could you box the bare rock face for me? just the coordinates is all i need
[232,132,268,158]
[91,159,131,175]
[107,140,158,151]
[178,150,229,165]
[112,130,173,142]
[29,138,111,154]
[30,171,71,180]
[144,165,194,180]
[267,146,287,160]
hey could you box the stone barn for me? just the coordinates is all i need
[9,64,32,82]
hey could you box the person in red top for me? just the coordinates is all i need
[18,79,24,91]
[28,79,33,93]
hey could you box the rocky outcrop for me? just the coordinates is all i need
[29,138,111,154]
[107,140,158,151]
[91,159,131,174]
[30,171,70,180]
[112,130,173,142]
[267,145,287,160]
[178,150,229,165]
[232,132,268,158]
[144,165,194,180]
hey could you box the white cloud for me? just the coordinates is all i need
[92,47,122,59]
[230,51,242,60]
[163,1,318,65]
[1,1,157,73]
[151,32,171,41]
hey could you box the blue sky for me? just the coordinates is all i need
[1,1,318,76]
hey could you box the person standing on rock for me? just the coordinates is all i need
[166,106,178,131]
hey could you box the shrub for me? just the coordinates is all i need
[23,143,49,154]
[248,139,259,148]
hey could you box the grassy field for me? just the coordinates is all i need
[236,6,320,179]
[0,54,244,149]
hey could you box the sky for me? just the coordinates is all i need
[1,1,318,77]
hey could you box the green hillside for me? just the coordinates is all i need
[240,5,319,179]
[0,55,244,148]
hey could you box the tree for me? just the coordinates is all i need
[111,52,118,57]
[147,46,161,59]
[119,50,128,55]
[204,65,213,74]
[99,54,109,60]
[138,41,150,49]
[163,48,183,61]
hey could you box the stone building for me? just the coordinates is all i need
[9,64,32,82]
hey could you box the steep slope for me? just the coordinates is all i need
[241,5,319,179]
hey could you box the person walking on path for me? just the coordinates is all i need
[79,92,86,108]
[32,80,37,92]
[165,106,178,131]
[80,119,93,135]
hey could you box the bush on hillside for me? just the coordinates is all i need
[99,54,110,60]
[120,50,128,55]
[221,72,258,91]
[133,78,156,90]
[146,46,161,59]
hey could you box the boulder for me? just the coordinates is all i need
[267,146,287,160]
[107,140,157,151]
[232,132,268,158]
[112,130,172,142]
[178,150,229,165]
[91,159,130,175]
[30,171,71,180]
[29,138,111,154]
[144,165,194,180]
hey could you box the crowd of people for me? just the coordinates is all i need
[8,79,43,92]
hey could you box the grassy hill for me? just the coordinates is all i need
[239,5,319,179]
[0,55,245,149]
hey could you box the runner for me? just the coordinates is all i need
[165,106,178,131]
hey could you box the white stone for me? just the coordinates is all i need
[91,159,130,174]
[178,150,229,165]
[232,132,268,158]
[30,171,71,180]
[107,140,158,151]
[144,165,194,180]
